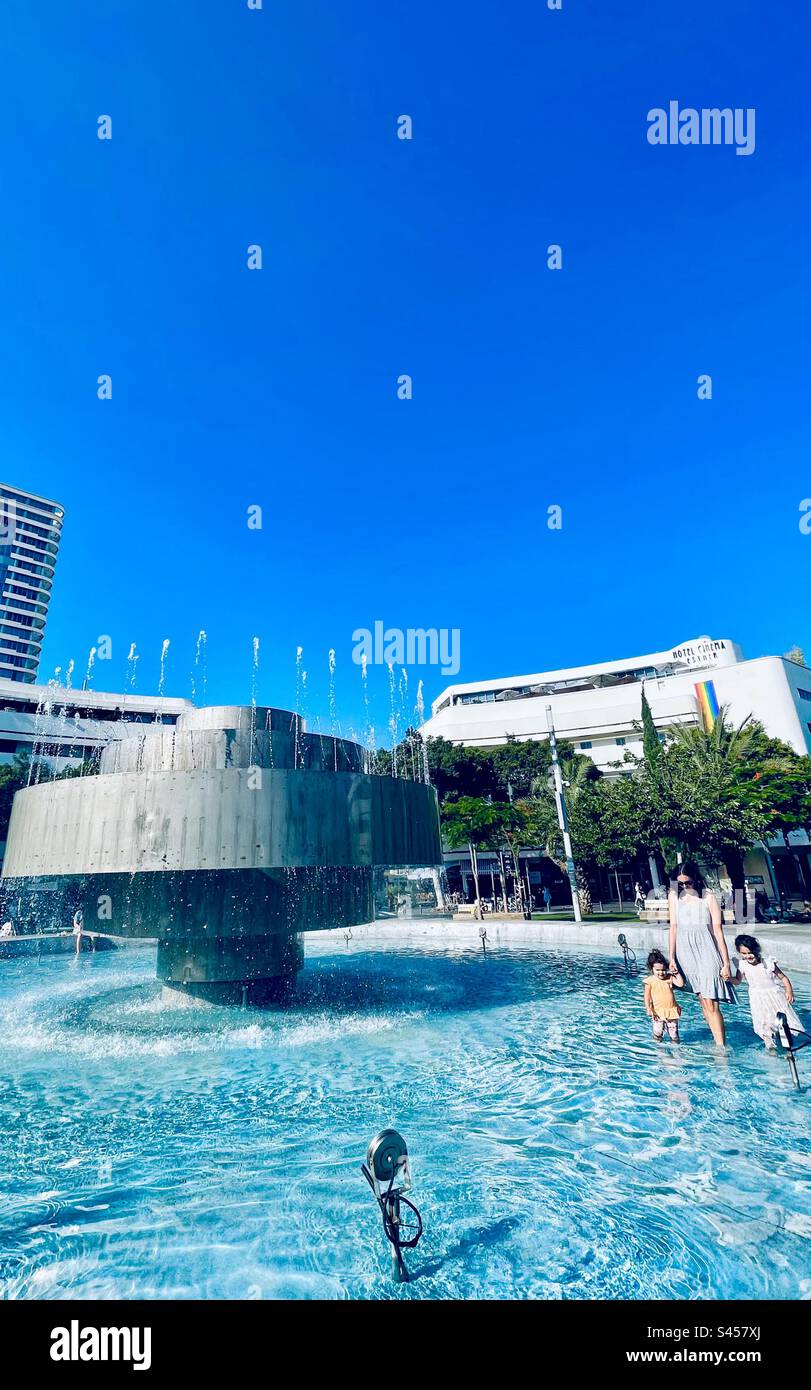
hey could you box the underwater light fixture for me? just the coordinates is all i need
[618,932,638,975]
[777,1012,811,1091]
[361,1129,423,1283]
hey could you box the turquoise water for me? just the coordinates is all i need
[1,932,810,1300]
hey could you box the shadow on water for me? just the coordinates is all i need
[287,947,629,1018]
[409,1216,523,1281]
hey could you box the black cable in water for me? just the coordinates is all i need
[777,1012,811,1091]
[361,1161,423,1283]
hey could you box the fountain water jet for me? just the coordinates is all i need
[126,643,139,690]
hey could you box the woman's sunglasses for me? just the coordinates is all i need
[677,877,693,886]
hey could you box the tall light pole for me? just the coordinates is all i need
[546,704,582,923]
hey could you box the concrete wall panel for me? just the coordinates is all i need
[3,768,440,878]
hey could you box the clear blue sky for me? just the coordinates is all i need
[0,1,808,744]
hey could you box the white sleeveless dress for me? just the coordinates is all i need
[735,955,802,1041]
[674,893,737,1003]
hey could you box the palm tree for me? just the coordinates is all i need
[657,709,811,917]
[666,708,762,773]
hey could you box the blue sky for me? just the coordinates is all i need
[0,1,808,743]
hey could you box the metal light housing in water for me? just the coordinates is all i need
[366,1128,411,1192]
[362,1129,422,1283]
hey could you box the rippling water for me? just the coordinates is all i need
[1,931,810,1300]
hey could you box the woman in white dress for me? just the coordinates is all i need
[732,933,804,1048]
[668,861,736,1046]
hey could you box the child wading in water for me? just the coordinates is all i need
[643,950,684,1043]
[732,934,803,1049]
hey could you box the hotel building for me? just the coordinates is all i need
[421,636,811,907]
[0,483,64,683]
[422,636,811,765]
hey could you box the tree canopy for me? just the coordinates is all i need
[379,706,811,900]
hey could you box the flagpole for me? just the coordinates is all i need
[546,704,583,923]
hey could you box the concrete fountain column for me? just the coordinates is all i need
[1,705,442,1002]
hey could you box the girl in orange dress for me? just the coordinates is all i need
[644,949,684,1042]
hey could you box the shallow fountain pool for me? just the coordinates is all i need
[1,929,810,1300]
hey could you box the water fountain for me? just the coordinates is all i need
[0,704,442,1002]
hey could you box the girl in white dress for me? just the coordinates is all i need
[732,934,804,1049]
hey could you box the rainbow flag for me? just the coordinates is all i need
[694,679,720,731]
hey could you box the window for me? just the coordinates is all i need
[579,741,592,749]
[0,641,35,654]
[616,737,626,746]
[798,689,811,702]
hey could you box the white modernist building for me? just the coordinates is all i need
[421,636,811,908]
[0,676,192,768]
[0,677,194,868]
[421,636,811,770]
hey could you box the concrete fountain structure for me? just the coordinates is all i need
[0,705,442,1001]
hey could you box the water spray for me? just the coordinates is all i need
[328,649,339,765]
[617,932,638,975]
[156,639,170,719]
[387,661,398,777]
[361,1129,423,1283]
[294,647,304,767]
[250,636,260,768]
[126,642,139,692]
[191,630,206,705]
[82,645,97,692]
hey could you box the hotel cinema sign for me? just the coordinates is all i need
[670,638,735,669]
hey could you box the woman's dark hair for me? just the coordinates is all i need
[647,948,669,971]
[734,933,761,960]
[671,860,705,896]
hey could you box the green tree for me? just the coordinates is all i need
[375,726,427,781]
[490,736,555,801]
[584,776,648,904]
[729,737,811,905]
[640,685,661,769]
[424,737,500,802]
[441,797,516,919]
[649,710,811,911]
[0,752,32,836]
[496,800,535,918]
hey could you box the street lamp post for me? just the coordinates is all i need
[546,704,583,923]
